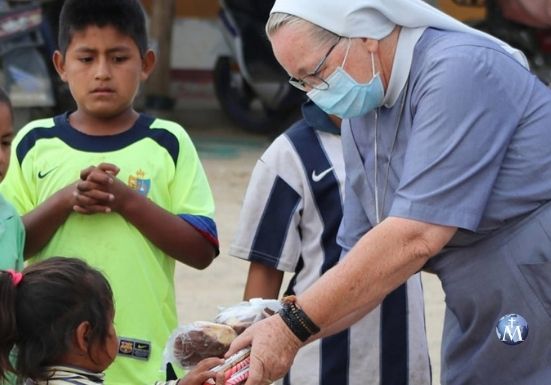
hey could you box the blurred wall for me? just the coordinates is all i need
[139,0,228,106]
[140,0,228,71]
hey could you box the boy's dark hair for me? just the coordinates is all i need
[0,87,13,120]
[0,257,114,381]
[58,0,148,56]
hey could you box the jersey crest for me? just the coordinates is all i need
[128,169,151,196]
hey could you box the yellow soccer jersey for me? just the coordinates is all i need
[0,113,218,385]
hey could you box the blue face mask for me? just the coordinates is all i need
[307,45,384,119]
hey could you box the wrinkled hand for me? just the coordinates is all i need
[225,314,302,385]
[73,163,127,214]
[177,357,225,385]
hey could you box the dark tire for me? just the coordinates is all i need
[213,56,302,134]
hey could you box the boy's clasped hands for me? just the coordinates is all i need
[72,162,126,214]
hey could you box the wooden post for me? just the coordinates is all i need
[145,0,176,110]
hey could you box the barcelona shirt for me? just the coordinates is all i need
[0,113,218,385]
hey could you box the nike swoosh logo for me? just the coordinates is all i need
[38,167,57,179]
[312,167,334,182]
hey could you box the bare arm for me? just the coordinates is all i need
[76,165,216,269]
[175,357,224,385]
[22,183,76,258]
[23,165,120,258]
[243,261,284,300]
[226,216,456,385]
[115,189,216,269]
[297,216,456,330]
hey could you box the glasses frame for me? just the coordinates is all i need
[288,37,342,92]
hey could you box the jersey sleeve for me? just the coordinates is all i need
[169,128,218,249]
[229,136,303,273]
[390,47,525,231]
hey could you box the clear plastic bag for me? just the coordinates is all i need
[214,298,282,334]
[163,321,238,369]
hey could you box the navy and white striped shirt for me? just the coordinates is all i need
[230,102,431,385]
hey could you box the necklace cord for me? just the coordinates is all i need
[374,81,409,224]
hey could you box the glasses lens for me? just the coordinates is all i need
[288,77,307,91]
[309,76,329,91]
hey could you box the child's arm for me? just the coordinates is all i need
[22,166,117,258]
[243,261,284,300]
[154,358,224,385]
[77,164,216,269]
[22,182,79,258]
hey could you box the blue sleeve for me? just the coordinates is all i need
[390,47,524,231]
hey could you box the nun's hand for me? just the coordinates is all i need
[225,313,303,385]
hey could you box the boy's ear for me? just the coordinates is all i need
[75,321,92,352]
[140,49,156,81]
[52,51,68,82]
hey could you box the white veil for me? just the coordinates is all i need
[270,0,528,67]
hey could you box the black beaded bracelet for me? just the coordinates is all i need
[278,296,321,342]
[278,306,311,342]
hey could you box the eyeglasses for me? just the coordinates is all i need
[288,37,342,92]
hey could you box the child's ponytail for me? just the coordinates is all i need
[0,270,22,380]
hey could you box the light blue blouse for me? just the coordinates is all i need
[339,27,551,253]
[0,193,25,271]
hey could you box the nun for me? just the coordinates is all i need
[227,1,551,384]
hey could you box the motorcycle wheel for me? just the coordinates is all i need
[213,56,301,134]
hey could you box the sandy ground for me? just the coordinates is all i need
[172,114,446,384]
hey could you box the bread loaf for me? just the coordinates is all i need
[173,321,237,367]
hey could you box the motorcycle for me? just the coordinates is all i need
[442,0,551,86]
[214,0,305,134]
[0,0,71,129]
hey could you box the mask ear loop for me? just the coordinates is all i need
[341,38,352,68]
[342,40,378,78]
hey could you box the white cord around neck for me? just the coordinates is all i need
[374,81,408,224]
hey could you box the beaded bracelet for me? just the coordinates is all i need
[277,296,321,342]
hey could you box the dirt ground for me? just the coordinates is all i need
[172,113,446,384]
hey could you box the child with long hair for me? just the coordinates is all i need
[0,257,223,385]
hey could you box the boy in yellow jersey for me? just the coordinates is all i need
[0,1,219,384]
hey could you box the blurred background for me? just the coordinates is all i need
[1,0,550,134]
